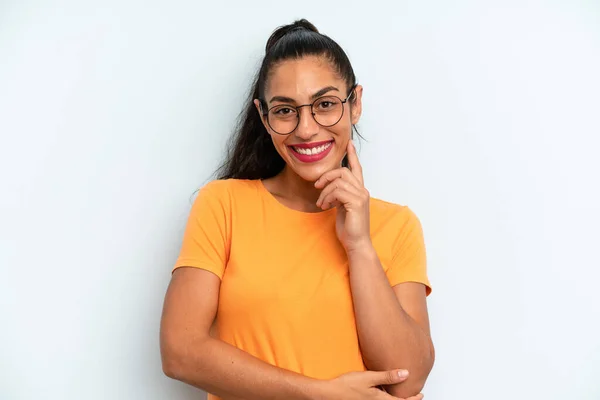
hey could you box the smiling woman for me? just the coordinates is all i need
[159,19,435,400]
[254,54,359,184]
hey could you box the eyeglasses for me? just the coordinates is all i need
[261,86,356,135]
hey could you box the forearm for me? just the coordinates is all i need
[347,244,434,396]
[163,336,325,400]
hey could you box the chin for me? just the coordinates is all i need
[290,160,341,182]
[295,169,325,183]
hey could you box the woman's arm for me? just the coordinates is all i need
[314,141,435,398]
[160,267,414,400]
[347,245,435,398]
[160,267,321,400]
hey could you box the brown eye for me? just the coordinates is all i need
[275,107,294,115]
[315,97,339,111]
[271,106,297,116]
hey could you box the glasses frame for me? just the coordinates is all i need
[261,85,357,135]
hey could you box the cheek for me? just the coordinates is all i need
[332,122,352,142]
[270,134,289,155]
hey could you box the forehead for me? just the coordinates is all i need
[265,56,344,100]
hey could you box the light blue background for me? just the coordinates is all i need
[1,1,599,399]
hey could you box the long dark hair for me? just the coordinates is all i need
[215,19,359,180]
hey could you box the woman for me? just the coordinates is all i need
[160,19,434,400]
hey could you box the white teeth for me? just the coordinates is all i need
[293,142,332,155]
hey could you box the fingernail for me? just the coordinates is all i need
[398,370,409,378]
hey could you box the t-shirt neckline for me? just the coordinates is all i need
[256,179,337,219]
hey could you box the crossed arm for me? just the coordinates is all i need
[347,245,435,397]
[160,267,432,400]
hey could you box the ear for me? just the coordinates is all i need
[350,85,363,125]
[253,99,271,133]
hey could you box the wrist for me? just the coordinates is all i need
[345,239,377,261]
[308,379,337,400]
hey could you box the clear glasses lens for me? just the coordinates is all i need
[267,106,298,135]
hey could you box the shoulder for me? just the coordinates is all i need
[369,197,424,238]
[193,179,262,213]
[198,178,260,199]
[370,197,419,222]
[187,179,262,226]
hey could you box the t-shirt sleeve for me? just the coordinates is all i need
[385,207,432,296]
[172,181,231,279]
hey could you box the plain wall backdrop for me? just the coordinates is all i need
[1,1,599,399]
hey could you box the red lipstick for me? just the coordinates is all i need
[287,140,334,163]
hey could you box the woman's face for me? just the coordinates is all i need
[255,56,363,183]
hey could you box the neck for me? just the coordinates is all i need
[266,166,322,213]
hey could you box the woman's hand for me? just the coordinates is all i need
[322,369,424,400]
[315,140,371,253]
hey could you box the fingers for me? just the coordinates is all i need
[318,182,368,211]
[316,177,363,209]
[319,189,350,211]
[379,389,424,400]
[381,389,424,400]
[367,369,410,387]
[314,166,362,190]
[314,140,364,191]
[346,139,364,185]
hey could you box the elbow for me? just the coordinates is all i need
[384,365,432,398]
[161,345,184,380]
[387,379,427,399]
[162,361,178,380]
[387,365,431,398]
[160,336,192,380]
[388,340,435,397]
[160,334,212,381]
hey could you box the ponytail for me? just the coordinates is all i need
[215,76,284,180]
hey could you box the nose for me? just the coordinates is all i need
[294,105,319,140]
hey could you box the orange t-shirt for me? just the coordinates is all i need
[173,179,431,399]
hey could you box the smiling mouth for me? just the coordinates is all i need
[289,140,333,155]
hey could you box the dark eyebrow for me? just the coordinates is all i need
[269,86,340,104]
[269,95,297,104]
[311,86,339,100]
